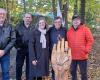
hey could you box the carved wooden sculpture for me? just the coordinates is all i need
[51,38,72,80]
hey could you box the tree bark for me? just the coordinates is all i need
[52,0,56,19]
[5,0,10,22]
[23,0,26,13]
[74,0,78,15]
[63,1,68,29]
[80,0,85,23]
[58,0,62,11]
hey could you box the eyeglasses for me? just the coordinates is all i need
[54,21,62,23]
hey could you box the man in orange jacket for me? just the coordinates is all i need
[67,15,94,80]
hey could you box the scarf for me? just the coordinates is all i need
[38,28,46,48]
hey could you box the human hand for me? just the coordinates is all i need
[51,38,72,69]
[0,50,5,57]
[32,60,37,65]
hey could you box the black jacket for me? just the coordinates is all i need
[29,29,50,78]
[0,23,16,54]
[15,21,34,49]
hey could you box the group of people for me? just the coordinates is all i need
[0,8,94,80]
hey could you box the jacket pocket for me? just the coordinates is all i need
[80,46,88,59]
[80,46,86,53]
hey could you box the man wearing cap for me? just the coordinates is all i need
[67,15,94,80]
[0,8,16,80]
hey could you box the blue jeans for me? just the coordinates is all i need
[0,54,10,80]
[71,60,88,80]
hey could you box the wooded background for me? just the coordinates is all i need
[0,0,100,32]
[0,0,100,80]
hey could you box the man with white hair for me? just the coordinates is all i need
[0,8,16,80]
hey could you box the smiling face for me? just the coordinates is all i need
[72,18,81,28]
[39,19,46,29]
[54,18,62,29]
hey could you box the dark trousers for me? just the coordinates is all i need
[0,54,10,80]
[33,77,42,80]
[71,60,88,80]
[16,49,29,80]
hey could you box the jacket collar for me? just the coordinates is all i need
[20,21,32,29]
[1,21,9,28]
[71,24,84,31]
[53,25,63,31]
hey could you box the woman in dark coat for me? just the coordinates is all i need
[29,17,50,80]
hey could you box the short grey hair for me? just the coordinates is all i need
[23,13,33,18]
[0,8,7,14]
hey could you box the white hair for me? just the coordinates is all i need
[0,8,7,14]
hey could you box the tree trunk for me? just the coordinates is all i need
[74,0,78,15]
[23,0,26,13]
[58,0,62,11]
[5,0,10,22]
[52,0,56,19]
[80,0,85,23]
[63,1,68,29]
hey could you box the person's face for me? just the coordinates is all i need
[54,19,62,29]
[0,12,6,24]
[72,18,81,27]
[39,20,46,29]
[23,14,32,24]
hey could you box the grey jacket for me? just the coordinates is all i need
[0,22,16,54]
